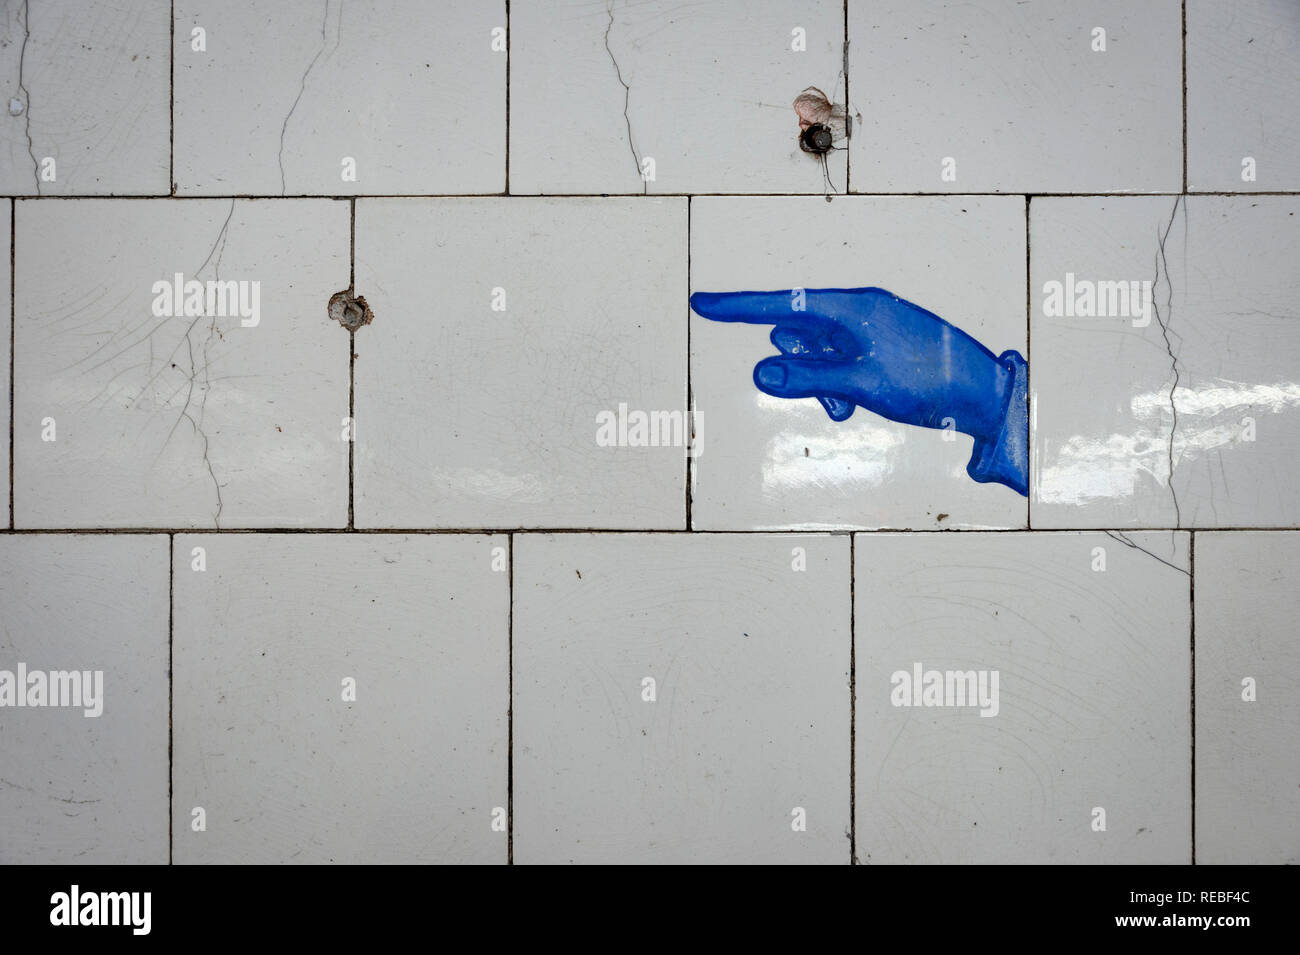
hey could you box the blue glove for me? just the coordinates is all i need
[689,287,1028,496]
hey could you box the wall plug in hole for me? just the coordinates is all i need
[794,86,849,197]
[328,289,373,332]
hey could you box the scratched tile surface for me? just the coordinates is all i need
[691,196,1027,530]
[1030,196,1300,528]
[510,0,847,195]
[1194,532,1300,864]
[354,197,687,529]
[0,0,169,196]
[513,533,851,864]
[0,535,169,864]
[1187,0,1300,193]
[172,534,509,864]
[174,0,506,195]
[848,0,1182,194]
[854,532,1191,864]
[13,198,350,528]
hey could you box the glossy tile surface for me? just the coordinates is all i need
[510,0,846,195]
[1194,532,1300,864]
[855,532,1191,864]
[13,199,350,528]
[848,0,1182,194]
[0,0,169,196]
[691,196,1027,530]
[1187,0,1300,192]
[174,0,505,195]
[513,533,850,864]
[0,535,169,864]
[354,198,687,529]
[172,534,509,864]
[1031,196,1300,528]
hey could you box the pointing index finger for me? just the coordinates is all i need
[690,290,807,325]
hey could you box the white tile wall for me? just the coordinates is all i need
[174,0,506,196]
[848,0,1183,194]
[510,0,846,195]
[1187,0,1300,193]
[0,0,169,196]
[0,535,169,864]
[354,197,687,530]
[13,198,350,528]
[855,532,1191,864]
[1031,195,1300,528]
[1,0,1295,866]
[172,533,509,864]
[1194,532,1300,864]
[513,533,850,864]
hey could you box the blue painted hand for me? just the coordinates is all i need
[689,287,1029,496]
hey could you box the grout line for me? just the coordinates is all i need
[348,198,356,530]
[0,526,1285,535]
[3,190,1298,201]
[843,0,849,195]
[167,532,174,865]
[1025,194,1032,529]
[504,0,511,196]
[849,532,856,864]
[169,0,175,196]
[8,198,13,530]
[685,196,692,530]
[1189,529,1196,864]
[1182,0,1188,195]
[506,531,514,865]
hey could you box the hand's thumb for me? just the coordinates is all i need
[753,356,852,401]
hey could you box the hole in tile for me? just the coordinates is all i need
[328,289,373,332]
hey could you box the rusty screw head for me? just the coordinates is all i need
[799,123,834,155]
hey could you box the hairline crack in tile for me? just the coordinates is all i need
[16,0,38,194]
[1103,530,1189,577]
[603,0,646,196]
[153,199,235,529]
[278,0,339,196]
[1152,194,1184,528]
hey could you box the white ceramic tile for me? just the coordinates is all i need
[690,196,1027,530]
[1031,196,1300,528]
[174,0,505,196]
[855,531,1190,864]
[0,534,168,864]
[1194,532,1300,864]
[513,533,850,864]
[510,0,847,195]
[848,0,1182,194]
[173,533,509,864]
[1188,0,1300,192]
[354,197,687,529]
[0,0,169,196]
[13,199,350,528]
[1,205,8,525]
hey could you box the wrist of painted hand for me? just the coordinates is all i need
[965,350,1029,496]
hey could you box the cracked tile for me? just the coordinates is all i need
[354,197,687,529]
[13,199,349,528]
[848,0,1182,193]
[1195,531,1300,864]
[855,531,1190,864]
[0,535,169,864]
[1031,196,1300,528]
[1188,0,1300,192]
[513,533,850,864]
[174,0,505,195]
[510,0,847,195]
[690,196,1028,530]
[0,0,169,196]
[173,534,508,864]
